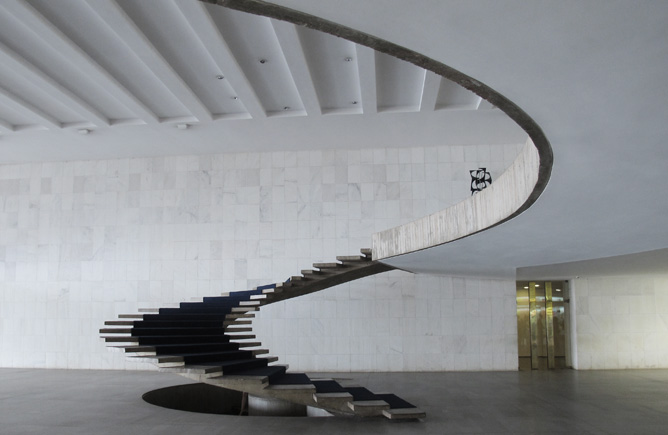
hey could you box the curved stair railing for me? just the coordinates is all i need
[100,249,425,420]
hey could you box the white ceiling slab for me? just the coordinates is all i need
[0,0,508,162]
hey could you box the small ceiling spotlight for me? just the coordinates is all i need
[77,128,90,135]
[351,101,358,105]
[216,75,224,80]
[283,106,290,110]
[176,123,189,130]
[232,96,238,100]
[344,57,353,62]
[259,59,267,64]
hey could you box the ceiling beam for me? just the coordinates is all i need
[0,40,109,127]
[477,98,496,110]
[420,71,441,112]
[0,119,13,133]
[83,0,212,123]
[0,0,158,126]
[270,20,321,116]
[355,44,376,114]
[174,0,266,119]
[0,85,61,129]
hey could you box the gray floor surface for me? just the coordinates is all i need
[1,368,667,434]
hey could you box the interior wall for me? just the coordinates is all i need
[573,274,668,369]
[253,273,518,371]
[0,142,521,370]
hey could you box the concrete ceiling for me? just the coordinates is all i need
[262,0,668,278]
[0,0,523,163]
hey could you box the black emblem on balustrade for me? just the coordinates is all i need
[470,168,492,194]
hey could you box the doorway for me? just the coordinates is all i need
[516,281,568,370]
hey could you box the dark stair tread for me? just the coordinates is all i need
[143,314,229,320]
[270,373,311,385]
[203,358,268,370]
[375,394,418,410]
[344,387,380,402]
[312,380,348,393]
[168,350,252,358]
[153,343,240,354]
[228,365,287,382]
[137,335,231,345]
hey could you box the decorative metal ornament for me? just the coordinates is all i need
[470,168,492,194]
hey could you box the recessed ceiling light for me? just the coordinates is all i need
[344,57,353,62]
[283,106,290,110]
[232,96,238,100]
[555,289,562,292]
[176,123,189,130]
[77,128,90,135]
[523,286,528,289]
[216,75,224,80]
[352,101,358,105]
[259,59,267,64]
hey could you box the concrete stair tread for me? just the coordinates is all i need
[336,255,368,262]
[264,384,316,392]
[382,408,426,419]
[99,328,131,334]
[102,336,138,343]
[312,262,342,269]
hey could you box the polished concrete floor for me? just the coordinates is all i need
[1,368,667,434]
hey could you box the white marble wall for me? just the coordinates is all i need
[0,143,522,370]
[573,274,668,369]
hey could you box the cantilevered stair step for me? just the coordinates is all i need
[102,336,138,344]
[344,387,390,416]
[105,321,135,326]
[132,320,226,328]
[131,327,226,337]
[269,372,312,386]
[142,313,229,321]
[335,255,368,262]
[175,350,255,364]
[312,262,343,270]
[375,394,426,419]
[135,335,232,346]
[221,364,287,384]
[224,326,252,333]
[203,357,271,374]
[149,342,241,355]
[118,314,144,319]
[99,328,131,334]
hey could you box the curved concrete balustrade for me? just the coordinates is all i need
[203,0,554,264]
[373,138,540,260]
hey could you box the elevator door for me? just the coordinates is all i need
[516,281,567,370]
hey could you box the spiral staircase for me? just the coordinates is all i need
[100,249,426,420]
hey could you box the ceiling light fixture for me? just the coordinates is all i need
[216,75,224,80]
[232,96,238,100]
[176,123,189,130]
[352,101,358,105]
[259,59,267,64]
[344,57,353,62]
[283,106,290,110]
[77,129,90,135]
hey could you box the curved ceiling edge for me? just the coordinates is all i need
[202,0,553,258]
